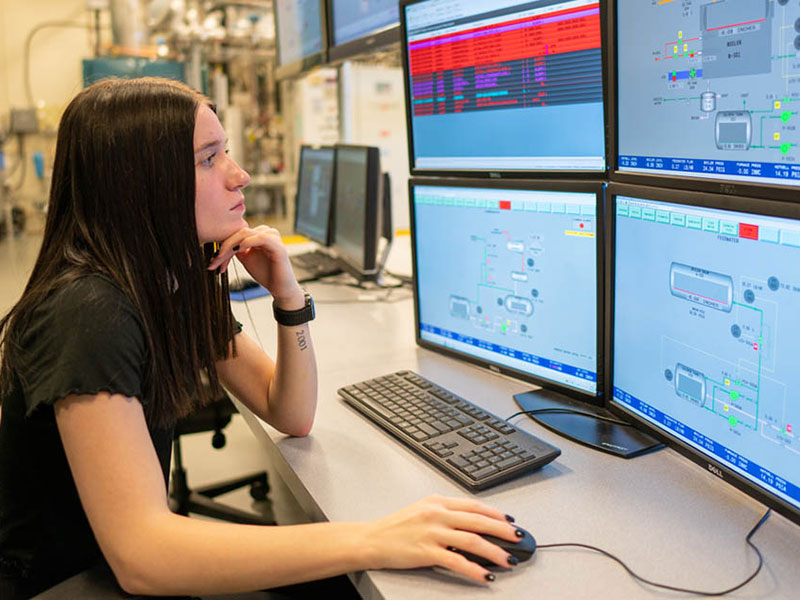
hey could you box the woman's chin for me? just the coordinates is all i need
[199,220,248,245]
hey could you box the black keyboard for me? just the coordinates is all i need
[290,250,342,281]
[338,371,561,491]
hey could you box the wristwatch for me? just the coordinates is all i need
[273,292,315,326]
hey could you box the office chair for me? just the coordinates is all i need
[169,389,275,526]
[31,562,128,599]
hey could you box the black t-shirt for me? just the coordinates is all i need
[0,274,174,598]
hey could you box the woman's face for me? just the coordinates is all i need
[194,104,251,244]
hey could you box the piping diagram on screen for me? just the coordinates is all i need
[640,0,800,162]
[448,217,593,339]
[449,227,542,339]
[660,261,799,457]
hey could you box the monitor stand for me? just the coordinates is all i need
[375,171,394,285]
[513,388,663,458]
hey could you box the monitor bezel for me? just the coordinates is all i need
[332,144,382,281]
[294,145,337,246]
[608,2,800,203]
[410,176,606,404]
[274,0,328,81]
[399,0,611,180]
[605,182,800,528]
[326,0,400,64]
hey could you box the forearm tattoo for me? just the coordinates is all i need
[295,330,308,351]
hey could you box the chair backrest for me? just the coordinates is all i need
[174,395,237,437]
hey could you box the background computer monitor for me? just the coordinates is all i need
[613,0,800,201]
[608,183,800,526]
[400,0,607,176]
[332,145,382,281]
[274,0,327,79]
[327,0,400,62]
[294,145,336,246]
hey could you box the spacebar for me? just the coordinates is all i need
[353,395,396,422]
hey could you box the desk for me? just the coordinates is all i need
[230,246,800,600]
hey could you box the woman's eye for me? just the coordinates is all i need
[201,153,216,167]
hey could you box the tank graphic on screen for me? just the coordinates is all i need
[674,363,707,407]
[669,262,733,312]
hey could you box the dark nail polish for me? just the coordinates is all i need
[505,514,515,523]
[515,529,524,538]
[507,555,519,566]
[484,573,495,582]
[233,245,240,252]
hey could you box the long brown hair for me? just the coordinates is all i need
[0,77,235,428]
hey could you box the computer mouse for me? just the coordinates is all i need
[450,526,536,568]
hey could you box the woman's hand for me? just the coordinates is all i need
[208,225,304,308]
[362,495,521,584]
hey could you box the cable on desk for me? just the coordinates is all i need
[506,408,630,427]
[537,509,771,597]
[231,261,264,349]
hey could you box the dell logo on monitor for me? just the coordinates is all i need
[708,464,724,479]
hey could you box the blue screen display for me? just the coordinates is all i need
[331,0,398,46]
[413,183,598,393]
[276,0,324,66]
[295,147,335,245]
[613,194,800,511]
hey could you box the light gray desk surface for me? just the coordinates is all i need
[230,243,800,600]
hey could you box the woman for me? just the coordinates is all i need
[0,77,521,598]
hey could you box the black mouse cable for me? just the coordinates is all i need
[537,508,771,597]
[506,408,630,427]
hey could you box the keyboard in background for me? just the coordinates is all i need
[338,370,561,491]
[290,249,342,282]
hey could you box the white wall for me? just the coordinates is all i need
[1,0,100,209]
[339,62,410,232]
[1,0,97,125]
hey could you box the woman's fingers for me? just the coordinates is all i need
[435,496,518,539]
[367,495,520,583]
[435,547,495,584]
[418,495,519,543]
[438,528,516,569]
[207,226,283,272]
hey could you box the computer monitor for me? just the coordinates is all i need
[332,145,382,281]
[608,183,800,526]
[400,0,607,176]
[274,0,327,79]
[614,0,800,201]
[294,145,336,246]
[327,0,400,62]
[411,179,644,449]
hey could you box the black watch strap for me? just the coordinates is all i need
[273,292,315,326]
